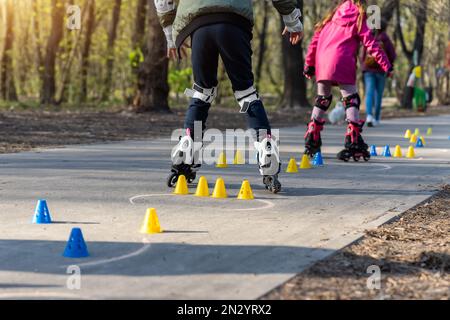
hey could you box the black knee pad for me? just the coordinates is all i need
[342,93,361,111]
[314,95,333,111]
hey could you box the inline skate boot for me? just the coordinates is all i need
[337,120,371,162]
[254,135,282,194]
[167,129,201,187]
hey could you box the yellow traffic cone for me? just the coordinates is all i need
[216,152,228,168]
[410,134,418,144]
[426,127,433,135]
[140,208,162,234]
[299,154,312,169]
[233,150,245,165]
[194,176,210,197]
[237,180,254,200]
[286,157,299,173]
[414,128,420,136]
[406,146,416,159]
[211,177,227,199]
[174,175,189,195]
[393,145,403,158]
[404,129,412,139]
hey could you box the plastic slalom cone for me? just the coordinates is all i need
[286,158,299,173]
[237,180,254,200]
[212,177,227,199]
[404,129,412,139]
[63,228,89,258]
[414,128,420,136]
[382,146,391,157]
[420,136,426,146]
[416,138,424,148]
[393,145,403,158]
[233,150,245,165]
[370,145,379,156]
[427,127,433,135]
[216,152,228,168]
[32,199,52,224]
[140,208,162,234]
[173,175,189,195]
[195,176,210,197]
[312,153,324,166]
[299,154,312,169]
[407,146,416,159]
[410,134,418,144]
[370,145,378,157]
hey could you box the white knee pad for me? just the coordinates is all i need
[234,86,260,113]
[185,83,217,104]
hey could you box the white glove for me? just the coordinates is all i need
[163,25,176,49]
[282,8,303,33]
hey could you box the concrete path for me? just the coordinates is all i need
[0,115,449,299]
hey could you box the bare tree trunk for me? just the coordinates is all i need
[101,0,122,101]
[133,0,170,113]
[132,0,148,50]
[279,0,309,109]
[1,0,18,101]
[80,0,96,102]
[127,0,148,105]
[40,0,65,105]
[255,0,269,89]
[32,0,45,85]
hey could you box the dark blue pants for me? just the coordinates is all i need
[184,23,271,138]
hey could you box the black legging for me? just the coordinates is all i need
[184,23,271,138]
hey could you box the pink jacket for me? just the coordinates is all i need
[305,0,392,85]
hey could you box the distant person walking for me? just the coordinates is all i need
[361,25,396,127]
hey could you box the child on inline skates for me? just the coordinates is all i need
[154,0,304,193]
[303,0,393,162]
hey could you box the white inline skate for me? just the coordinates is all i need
[254,135,282,194]
[167,129,201,187]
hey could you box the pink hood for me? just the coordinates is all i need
[305,0,392,85]
[332,0,360,26]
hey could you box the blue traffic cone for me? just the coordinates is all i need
[416,138,424,148]
[312,152,324,166]
[63,228,89,258]
[32,200,52,224]
[370,145,378,157]
[382,146,391,157]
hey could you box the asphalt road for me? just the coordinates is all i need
[0,115,449,299]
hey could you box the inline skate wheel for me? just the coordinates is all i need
[187,174,197,184]
[167,173,179,188]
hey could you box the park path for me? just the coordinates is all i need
[0,115,449,299]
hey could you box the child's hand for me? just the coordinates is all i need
[303,65,315,80]
[282,27,304,45]
[386,67,394,78]
[166,42,190,61]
